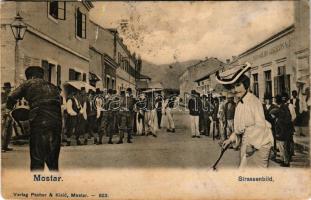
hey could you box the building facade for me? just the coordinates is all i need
[179,58,224,100]
[114,31,138,94]
[223,1,309,100]
[1,1,93,87]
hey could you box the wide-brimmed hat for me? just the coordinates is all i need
[216,62,251,85]
[2,82,13,89]
[25,66,44,79]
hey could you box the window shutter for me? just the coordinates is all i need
[285,74,291,95]
[274,76,278,96]
[75,8,77,36]
[57,65,61,86]
[58,2,66,20]
[82,13,86,38]
[69,68,75,81]
[41,60,49,81]
[82,73,87,82]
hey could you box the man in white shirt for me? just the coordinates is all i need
[217,63,273,168]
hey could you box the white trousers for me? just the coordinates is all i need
[166,108,175,130]
[190,115,200,136]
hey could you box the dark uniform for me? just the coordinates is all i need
[117,92,135,143]
[7,67,62,171]
[99,94,114,144]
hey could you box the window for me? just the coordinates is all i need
[69,68,81,81]
[274,66,290,96]
[252,73,259,97]
[118,53,122,64]
[111,78,115,89]
[76,8,86,38]
[264,70,272,96]
[82,73,86,82]
[57,65,61,86]
[106,76,110,89]
[48,1,66,20]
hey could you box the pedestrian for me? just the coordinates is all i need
[135,93,146,135]
[218,63,274,168]
[64,90,79,146]
[201,95,212,136]
[212,98,220,140]
[1,82,14,152]
[125,88,135,142]
[155,94,163,129]
[188,90,202,138]
[296,84,310,136]
[86,90,97,144]
[281,92,296,160]
[271,95,293,167]
[218,96,226,142]
[290,90,303,136]
[224,93,236,140]
[165,95,176,133]
[99,89,114,144]
[262,93,278,160]
[6,66,62,171]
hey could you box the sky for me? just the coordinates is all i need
[90,1,294,65]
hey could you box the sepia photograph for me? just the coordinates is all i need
[1,0,310,199]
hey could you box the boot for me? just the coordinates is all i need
[83,138,88,145]
[127,138,133,143]
[117,139,123,144]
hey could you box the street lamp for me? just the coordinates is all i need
[10,12,27,86]
[10,12,27,41]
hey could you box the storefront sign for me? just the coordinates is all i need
[252,41,290,61]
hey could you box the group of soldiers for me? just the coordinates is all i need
[1,66,178,171]
[60,82,178,146]
[62,87,136,145]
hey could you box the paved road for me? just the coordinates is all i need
[1,111,309,170]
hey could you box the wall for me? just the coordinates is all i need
[238,30,294,100]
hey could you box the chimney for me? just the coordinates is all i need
[226,59,230,64]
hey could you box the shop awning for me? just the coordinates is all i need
[143,88,163,93]
[63,81,96,91]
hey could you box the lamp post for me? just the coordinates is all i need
[10,12,27,86]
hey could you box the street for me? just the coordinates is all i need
[1,111,309,170]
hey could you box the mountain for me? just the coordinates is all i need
[141,59,200,89]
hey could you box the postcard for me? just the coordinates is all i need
[1,1,310,199]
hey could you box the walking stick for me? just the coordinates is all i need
[211,145,229,171]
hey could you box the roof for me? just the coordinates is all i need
[136,73,151,80]
[63,81,96,91]
[238,25,294,59]
[148,82,164,89]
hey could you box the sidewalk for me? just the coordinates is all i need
[293,127,310,153]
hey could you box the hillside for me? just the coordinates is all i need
[141,60,200,89]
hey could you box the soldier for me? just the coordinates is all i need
[117,88,135,144]
[98,89,114,144]
[86,90,97,144]
[1,82,14,152]
[6,66,62,171]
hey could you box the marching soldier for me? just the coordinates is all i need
[6,66,62,171]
